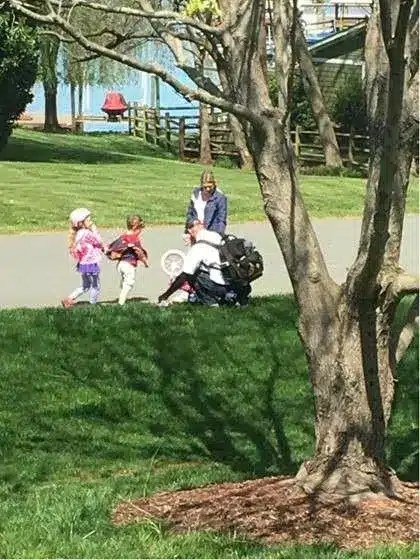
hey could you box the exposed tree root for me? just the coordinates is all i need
[295,458,404,502]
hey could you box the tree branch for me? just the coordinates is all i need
[8,0,259,121]
[390,271,420,298]
[348,0,415,299]
[47,0,226,35]
[378,0,392,51]
[392,0,414,57]
[39,29,75,42]
[390,294,419,364]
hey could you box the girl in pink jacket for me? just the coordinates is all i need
[61,208,105,308]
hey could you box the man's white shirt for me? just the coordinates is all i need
[183,230,226,285]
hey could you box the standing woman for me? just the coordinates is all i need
[184,170,227,244]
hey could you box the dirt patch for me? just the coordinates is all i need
[112,476,419,550]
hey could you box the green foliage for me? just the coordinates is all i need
[0,297,417,556]
[60,5,158,89]
[0,11,39,152]
[183,0,221,18]
[331,74,368,133]
[300,164,368,178]
[268,73,316,130]
[214,154,237,168]
[39,35,60,87]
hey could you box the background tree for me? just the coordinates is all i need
[39,34,61,131]
[48,2,156,128]
[0,8,39,151]
[267,2,343,167]
[8,0,419,500]
[295,21,343,167]
[176,0,254,168]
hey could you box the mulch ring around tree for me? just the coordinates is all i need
[112,476,419,550]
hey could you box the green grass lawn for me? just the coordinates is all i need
[0,296,417,558]
[1,129,417,234]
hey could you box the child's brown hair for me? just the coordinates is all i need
[67,226,77,250]
[127,215,145,231]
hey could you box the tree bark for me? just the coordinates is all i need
[41,36,61,132]
[245,114,401,498]
[216,66,254,169]
[43,83,60,131]
[70,82,76,131]
[296,26,343,168]
[78,83,83,117]
[228,114,253,169]
[199,103,213,165]
[295,296,397,498]
[251,123,400,498]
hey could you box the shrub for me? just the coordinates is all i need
[268,73,316,130]
[213,154,238,168]
[0,11,39,153]
[331,74,368,134]
[299,164,367,178]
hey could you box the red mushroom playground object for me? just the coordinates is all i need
[101,91,128,121]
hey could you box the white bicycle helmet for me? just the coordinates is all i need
[160,249,186,277]
[70,207,91,227]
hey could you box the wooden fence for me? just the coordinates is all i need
[128,104,238,159]
[292,125,369,165]
[128,104,370,165]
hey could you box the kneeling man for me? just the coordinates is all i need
[158,220,227,306]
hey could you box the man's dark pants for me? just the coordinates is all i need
[194,271,227,306]
[193,271,251,306]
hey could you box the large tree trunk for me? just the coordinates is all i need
[296,26,343,168]
[246,113,404,498]
[295,296,396,498]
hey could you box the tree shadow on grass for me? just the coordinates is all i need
[61,298,309,477]
[132,299,310,476]
[5,297,416,490]
[1,132,175,164]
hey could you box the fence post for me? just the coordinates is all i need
[348,125,355,163]
[165,112,171,152]
[179,117,186,161]
[143,106,148,142]
[295,125,301,158]
[154,108,160,145]
[133,102,139,137]
[128,105,132,135]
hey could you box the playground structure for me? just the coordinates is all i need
[101,92,128,121]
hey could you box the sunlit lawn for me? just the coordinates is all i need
[1,129,417,234]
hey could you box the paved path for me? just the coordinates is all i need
[0,216,418,309]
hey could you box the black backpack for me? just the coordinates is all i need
[197,234,264,287]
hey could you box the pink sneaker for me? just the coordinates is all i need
[61,297,74,308]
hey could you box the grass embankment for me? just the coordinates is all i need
[0,296,418,557]
[1,129,418,234]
